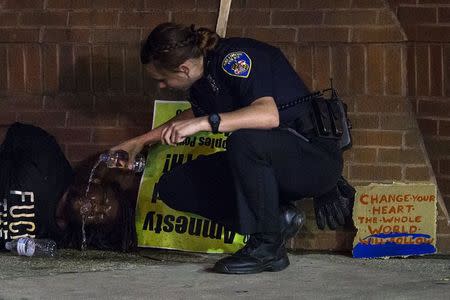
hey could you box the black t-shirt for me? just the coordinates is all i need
[189,37,311,125]
[0,123,74,249]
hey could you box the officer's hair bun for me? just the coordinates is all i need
[194,26,220,55]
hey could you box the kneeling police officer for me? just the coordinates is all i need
[112,23,355,274]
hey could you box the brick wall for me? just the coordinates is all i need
[0,0,446,252]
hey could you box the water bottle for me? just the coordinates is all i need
[5,237,57,257]
[99,150,146,173]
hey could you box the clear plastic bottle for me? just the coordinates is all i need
[5,237,57,257]
[99,150,146,173]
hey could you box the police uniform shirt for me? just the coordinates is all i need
[0,123,74,249]
[189,37,311,125]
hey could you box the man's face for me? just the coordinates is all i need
[71,183,120,226]
[146,63,194,91]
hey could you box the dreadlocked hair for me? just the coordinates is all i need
[140,22,220,71]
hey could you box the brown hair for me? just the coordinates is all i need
[140,23,220,71]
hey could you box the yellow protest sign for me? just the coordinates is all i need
[353,183,437,258]
[135,100,245,253]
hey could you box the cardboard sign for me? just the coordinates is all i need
[135,100,245,253]
[353,183,437,258]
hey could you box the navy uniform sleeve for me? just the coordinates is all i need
[220,48,273,107]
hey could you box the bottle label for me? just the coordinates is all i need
[17,237,35,256]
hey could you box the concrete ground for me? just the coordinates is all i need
[0,249,449,299]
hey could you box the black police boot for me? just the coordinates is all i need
[280,204,305,243]
[212,233,289,274]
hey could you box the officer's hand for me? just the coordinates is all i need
[110,137,145,170]
[161,117,208,145]
[313,179,355,230]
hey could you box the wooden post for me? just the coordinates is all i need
[216,0,232,37]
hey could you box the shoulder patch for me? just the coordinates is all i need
[221,51,252,78]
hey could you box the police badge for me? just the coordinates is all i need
[222,51,252,78]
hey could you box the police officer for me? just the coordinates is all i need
[112,23,354,274]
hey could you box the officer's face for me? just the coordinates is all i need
[146,63,195,91]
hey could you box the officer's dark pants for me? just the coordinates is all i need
[157,128,343,235]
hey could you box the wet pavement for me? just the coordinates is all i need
[0,249,449,299]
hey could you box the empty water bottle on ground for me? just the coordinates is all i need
[99,150,146,173]
[5,237,57,257]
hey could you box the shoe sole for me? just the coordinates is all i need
[213,255,290,274]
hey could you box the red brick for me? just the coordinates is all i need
[118,113,153,127]
[46,128,92,144]
[445,46,450,97]
[416,25,450,42]
[228,10,270,26]
[407,46,416,96]
[96,95,152,112]
[437,217,450,235]
[331,46,348,95]
[366,45,383,95]
[67,111,116,127]
[416,45,429,96]
[246,28,296,43]
[313,46,330,91]
[405,167,431,181]
[272,11,323,26]
[44,95,94,111]
[295,46,313,90]
[59,45,75,92]
[0,29,40,43]
[350,165,402,181]
[424,137,450,157]
[0,96,43,112]
[0,112,16,126]
[92,29,140,44]
[92,0,126,9]
[439,7,450,23]
[297,27,349,42]
[418,118,438,135]
[352,27,405,43]
[356,96,409,113]
[119,12,168,28]
[352,130,403,147]
[351,147,378,163]
[75,46,92,92]
[437,234,450,254]
[43,29,90,43]
[430,45,443,96]
[246,0,298,8]
[378,9,396,25]
[418,100,450,118]
[347,113,379,129]
[438,120,450,137]
[171,12,217,28]
[46,0,92,9]
[92,46,108,93]
[0,13,18,26]
[385,46,403,96]
[404,130,424,148]
[42,45,58,94]
[196,0,220,10]
[348,45,365,95]
[67,144,109,163]
[379,114,416,130]
[0,47,7,92]
[20,12,67,26]
[398,7,437,24]
[25,45,42,94]
[92,128,147,144]
[8,46,25,93]
[145,0,196,10]
[325,10,377,25]
[125,46,142,93]
[17,112,66,127]
[352,0,384,7]
[440,159,450,175]
[69,12,118,27]
[299,0,351,9]
[437,177,450,194]
[109,46,125,93]
[378,148,426,164]
[3,0,44,9]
